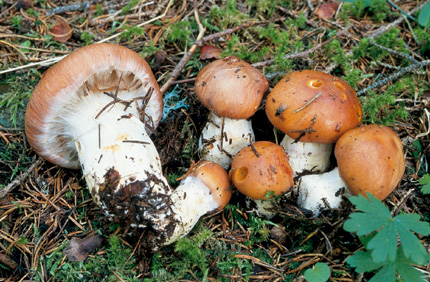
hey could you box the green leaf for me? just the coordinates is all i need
[418,2,430,28]
[367,219,397,262]
[344,194,391,235]
[411,140,423,159]
[346,251,385,273]
[369,263,396,282]
[344,193,430,264]
[396,246,428,282]
[304,262,331,282]
[419,174,430,194]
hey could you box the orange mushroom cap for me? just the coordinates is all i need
[195,56,269,119]
[230,141,294,200]
[265,70,362,144]
[335,124,405,200]
[189,161,232,210]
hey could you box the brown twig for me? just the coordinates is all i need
[0,158,42,199]
[160,21,257,94]
[292,92,322,114]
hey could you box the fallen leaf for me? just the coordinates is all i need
[200,44,222,60]
[315,3,339,20]
[155,50,167,66]
[63,234,103,261]
[50,16,72,43]
[15,0,34,9]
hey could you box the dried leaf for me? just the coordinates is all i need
[50,16,72,43]
[16,0,34,9]
[154,50,167,66]
[63,234,103,261]
[315,3,339,20]
[199,44,222,60]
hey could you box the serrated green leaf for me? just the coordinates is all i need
[304,262,331,282]
[345,193,430,264]
[397,225,430,265]
[395,213,430,235]
[346,251,384,273]
[418,174,430,194]
[367,221,397,262]
[344,194,391,235]
[344,212,387,235]
[396,247,428,282]
[369,263,396,282]
[418,2,430,28]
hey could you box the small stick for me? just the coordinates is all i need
[122,140,150,145]
[250,142,260,158]
[160,21,257,94]
[46,2,90,16]
[357,59,430,96]
[292,92,322,114]
[0,158,42,199]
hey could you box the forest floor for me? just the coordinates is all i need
[1,0,430,281]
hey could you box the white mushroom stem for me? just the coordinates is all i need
[67,92,172,227]
[298,167,352,216]
[247,198,279,218]
[64,92,228,248]
[199,113,254,169]
[162,176,222,246]
[280,134,332,176]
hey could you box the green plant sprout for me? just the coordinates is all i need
[419,174,430,194]
[304,262,331,282]
[344,193,430,282]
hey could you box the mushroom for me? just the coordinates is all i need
[230,141,294,217]
[152,161,231,247]
[298,124,405,215]
[25,43,231,248]
[265,70,362,175]
[195,56,269,169]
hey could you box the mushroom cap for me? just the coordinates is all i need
[189,161,232,210]
[230,141,294,200]
[25,43,162,169]
[265,70,362,144]
[335,124,405,200]
[194,56,269,119]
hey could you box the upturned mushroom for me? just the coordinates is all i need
[298,124,405,215]
[195,56,269,169]
[265,70,362,175]
[25,43,231,248]
[230,141,294,217]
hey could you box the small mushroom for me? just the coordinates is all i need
[265,70,362,175]
[195,56,269,169]
[230,141,294,217]
[25,43,231,248]
[298,124,405,215]
[154,161,231,246]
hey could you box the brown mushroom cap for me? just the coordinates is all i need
[194,56,269,119]
[265,70,362,144]
[190,161,232,210]
[25,43,162,169]
[230,141,294,200]
[335,124,405,200]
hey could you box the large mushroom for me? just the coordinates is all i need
[195,56,269,169]
[265,70,362,175]
[25,43,231,248]
[230,141,294,217]
[298,124,405,215]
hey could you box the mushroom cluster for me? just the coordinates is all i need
[25,43,231,249]
[217,69,405,217]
